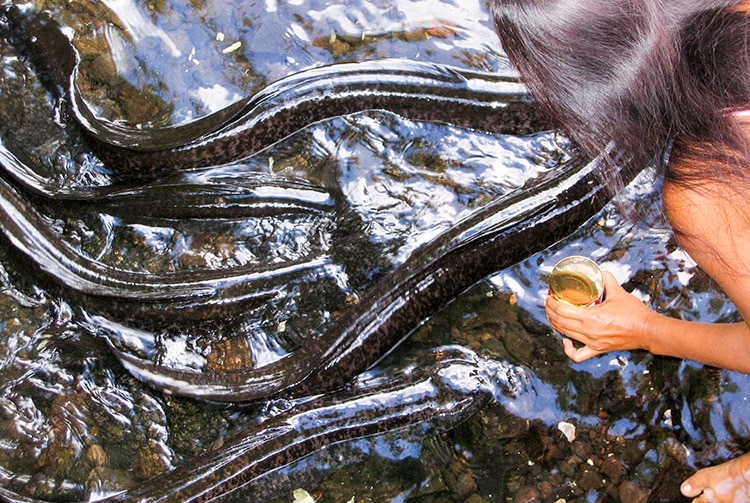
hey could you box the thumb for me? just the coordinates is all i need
[680,480,701,498]
[602,270,620,291]
[680,471,705,498]
[601,270,625,300]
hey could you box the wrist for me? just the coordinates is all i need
[636,306,688,357]
[633,304,662,354]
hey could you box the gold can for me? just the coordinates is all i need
[547,256,604,307]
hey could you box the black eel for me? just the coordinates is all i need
[0,170,337,320]
[0,5,541,309]
[0,6,640,402]
[0,348,512,503]
[3,6,543,181]
[101,147,636,402]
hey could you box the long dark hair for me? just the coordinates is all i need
[492,0,750,193]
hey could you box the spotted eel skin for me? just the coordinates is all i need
[0,6,639,402]
[3,6,544,180]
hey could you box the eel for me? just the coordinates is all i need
[0,171,334,320]
[0,6,641,401]
[0,5,544,311]
[0,348,513,503]
[101,147,638,402]
[3,6,544,182]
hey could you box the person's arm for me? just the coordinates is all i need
[546,275,750,373]
[546,178,750,373]
[642,311,750,372]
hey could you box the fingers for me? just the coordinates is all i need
[545,284,607,363]
[546,295,590,337]
[679,454,750,503]
[681,478,702,499]
[681,481,713,503]
[562,337,601,362]
[547,282,607,363]
[545,294,584,323]
[680,457,724,500]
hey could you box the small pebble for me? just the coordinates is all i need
[558,421,576,442]
[292,488,316,503]
[601,454,626,483]
[514,485,541,503]
[618,480,648,503]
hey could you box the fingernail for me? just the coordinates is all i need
[680,482,692,495]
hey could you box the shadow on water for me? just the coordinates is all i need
[0,0,747,502]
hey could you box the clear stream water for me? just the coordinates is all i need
[0,0,747,501]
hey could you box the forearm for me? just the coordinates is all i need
[643,313,750,373]
[546,273,750,372]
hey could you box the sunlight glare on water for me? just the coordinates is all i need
[59,0,508,125]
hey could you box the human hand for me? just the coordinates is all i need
[545,271,653,362]
[681,453,750,502]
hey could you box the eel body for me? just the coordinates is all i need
[0,6,637,402]
[0,350,510,503]
[3,6,542,179]
[105,149,633,402]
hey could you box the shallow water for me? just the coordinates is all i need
[0,0,747,502]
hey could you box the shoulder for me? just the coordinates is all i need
[662,179,750,259]
[663,119,750,249]
[662,178,750,316]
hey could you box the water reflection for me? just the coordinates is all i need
[0,0,747,502]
